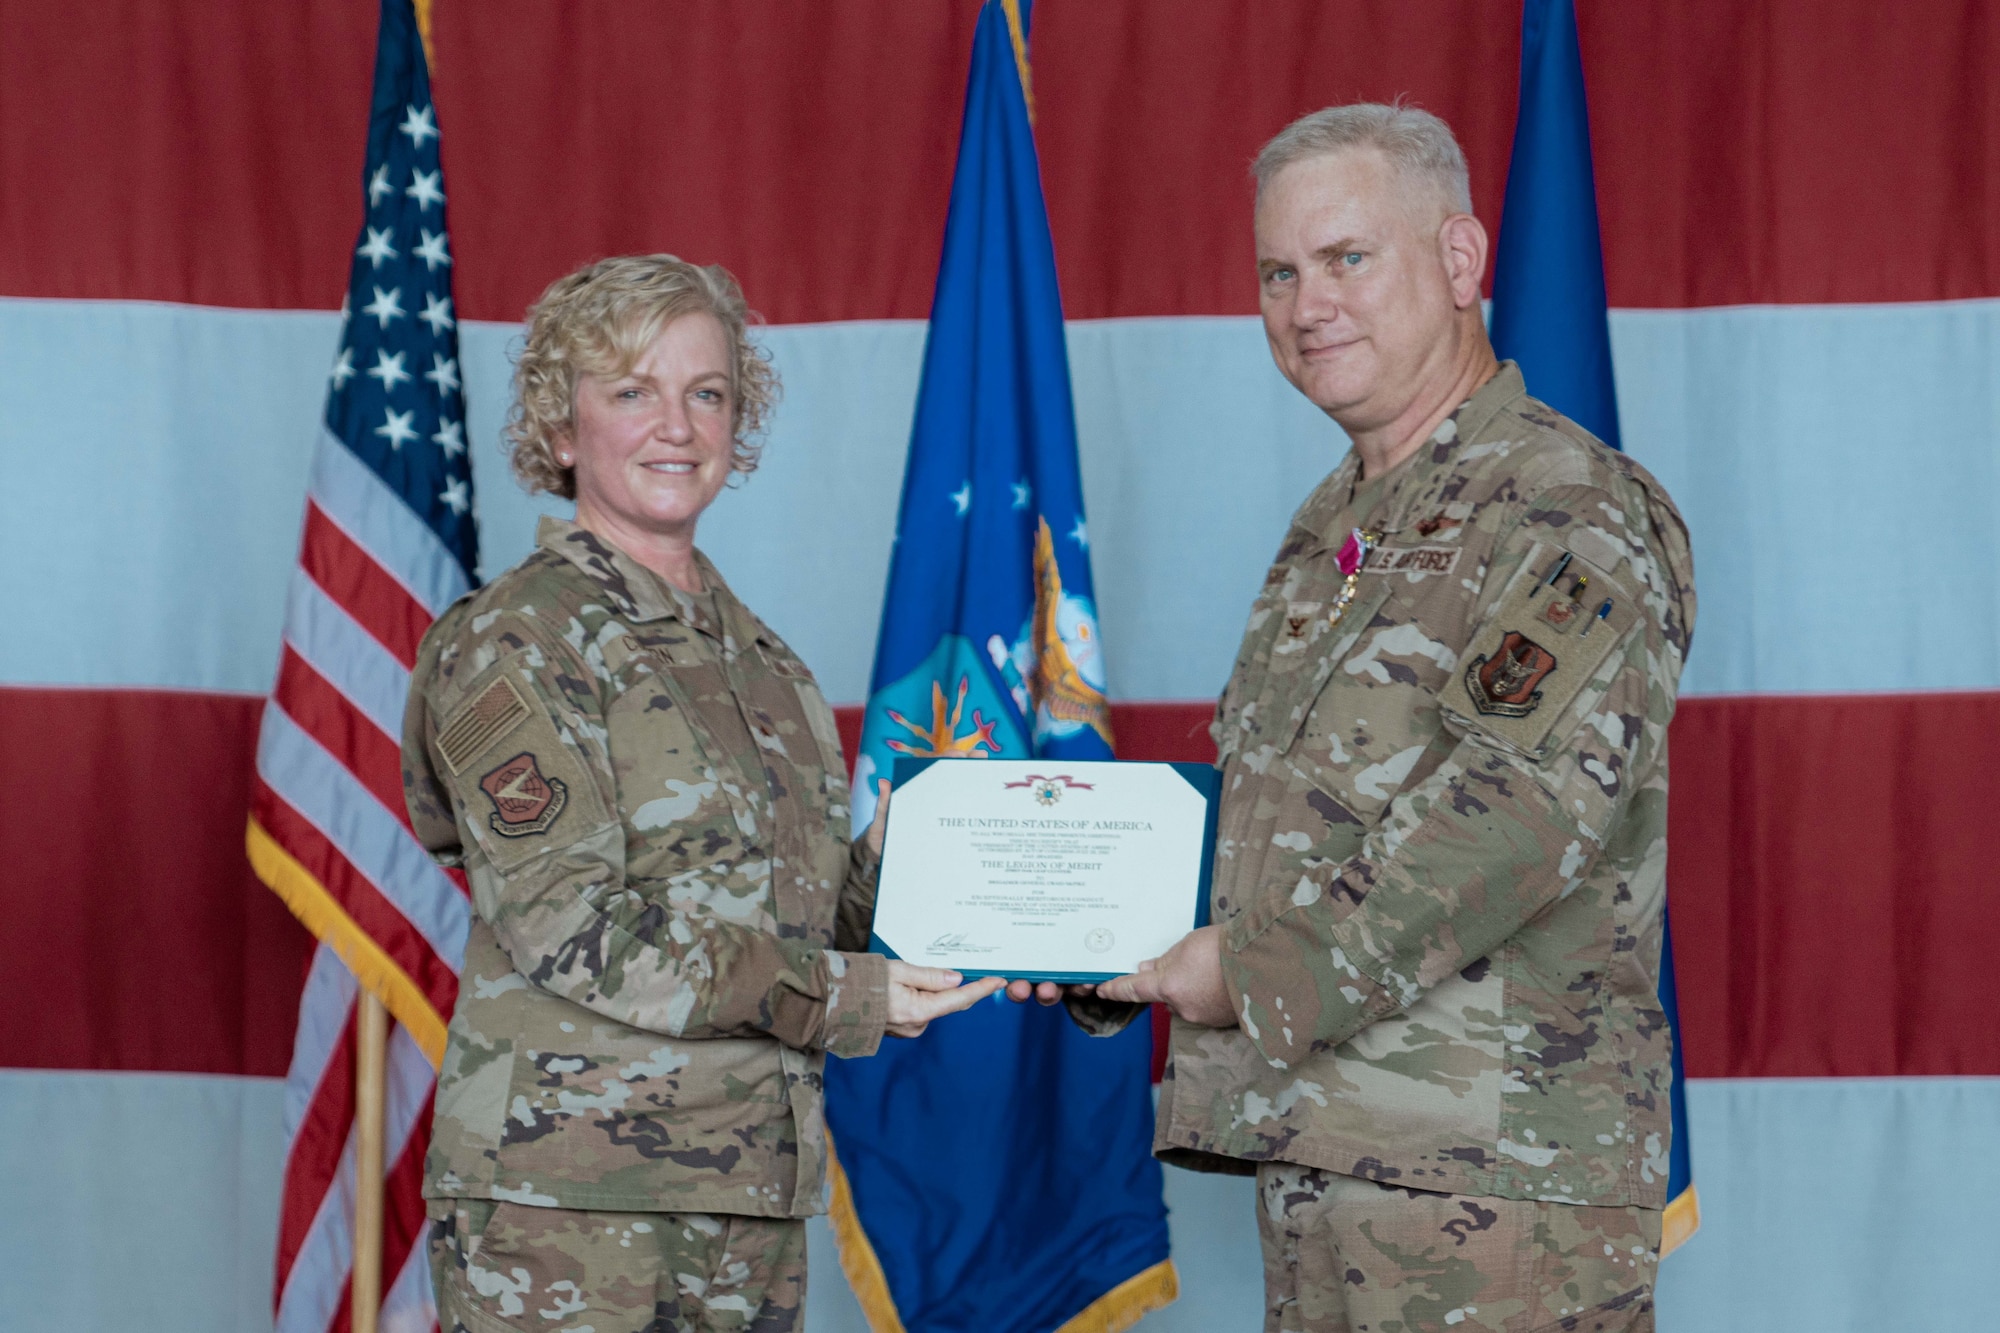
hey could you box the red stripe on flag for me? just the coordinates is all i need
[382,1087,439,1306]
[1667,691,2000,1079]
[301,501,434,670]
[8,2,1996,317]
[0,685,312,1075]
[13,689,1999,1080]
[275,1001,358,1301]
[312,1084,437,1333]
[251,779,460,1021]
[274,648,411,828]
[844,695,2000,1081]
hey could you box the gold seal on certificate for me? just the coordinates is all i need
[869,758,1218,982]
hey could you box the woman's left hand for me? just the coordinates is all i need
[883,962,1005,1038]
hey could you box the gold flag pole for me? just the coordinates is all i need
[352,992,389,1333]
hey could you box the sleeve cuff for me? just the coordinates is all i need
[1221,913,1400,1065]
[820,949,891,1058]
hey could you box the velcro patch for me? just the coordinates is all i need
[1445,545,1641,758]
[437,675,532,775]
[479,752,568,837]
[1367,544,1462,577]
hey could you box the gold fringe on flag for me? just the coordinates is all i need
[1662,1185,1701,1257]
[826,1137,907,1333]
[826,1134,1181,1333]
[1053,1259,1180,1333]
[998,0,1035,125]
[247,814,450,1068]
[412,0,437,72]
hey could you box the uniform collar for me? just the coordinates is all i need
[1444,360,1527,453]
[535,516,765,648]
[1344,360,1528,535]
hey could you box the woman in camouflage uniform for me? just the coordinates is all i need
[404,255,1001,1333]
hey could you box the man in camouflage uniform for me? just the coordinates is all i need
[406,518,978,1331]
[1076,105,1696,1331]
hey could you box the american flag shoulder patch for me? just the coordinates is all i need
[437,674,532,775]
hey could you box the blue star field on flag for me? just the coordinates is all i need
[326,0,475,583]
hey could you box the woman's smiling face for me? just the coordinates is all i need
[567,311,737,544]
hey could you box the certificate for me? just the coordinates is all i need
[869,758,1218,983]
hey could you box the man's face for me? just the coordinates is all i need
[1255,149,1461,432]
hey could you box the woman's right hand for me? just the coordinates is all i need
[884,962,1006,1038]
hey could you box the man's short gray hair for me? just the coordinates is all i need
[1253,102,1472,218]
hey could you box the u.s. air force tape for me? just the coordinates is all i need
[436,674,532,775]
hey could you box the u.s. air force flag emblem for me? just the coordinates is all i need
[823,5,1174,1329]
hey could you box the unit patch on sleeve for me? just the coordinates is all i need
[479,751,568,837]
[1466,632,1558,717]
[436,675,532,775]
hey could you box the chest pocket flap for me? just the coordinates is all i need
[1443,543,1642,761]
[1263,579,1397,758]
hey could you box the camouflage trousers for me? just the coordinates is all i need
[1256,1165,1659,1333]
[427,1199,806,1333]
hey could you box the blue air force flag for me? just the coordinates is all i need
[1490,0,1699,1254]
[821,2,1177,1330]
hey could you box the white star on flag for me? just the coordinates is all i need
[362,286,405,328]
[950,482,973,517]
[367,164,394,207]
[418,292,455,335]
[1068,515,1089,549]
[330,346,356,389]
[1012,479,1032,510]
[439,477,471,515]
[424,354,460,395]
[406,168,444,211]
[356,226,398,268]
[367,349,411,392]
[376,407,419,449]
[399,103,439,148]
[414,229,452,271]
[432,418,465,457]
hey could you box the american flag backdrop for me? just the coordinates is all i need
[245,1,472,1328]
[4,4,2000,1331]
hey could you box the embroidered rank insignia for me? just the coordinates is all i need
[479,751,568,837]
[437,675,532,775]
[1466,631,1559,717]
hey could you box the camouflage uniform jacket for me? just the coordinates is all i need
[404,516,890,1219]
[1112,365,1695,1208]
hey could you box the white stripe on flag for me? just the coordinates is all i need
[285,568,413,739]
[309,429,472,617]
[380,1221,441,1333]
[283,943,361,1141]
[275,1025,437,1333]
[256,701,470,969]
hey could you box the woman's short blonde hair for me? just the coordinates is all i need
[505,254,780,499]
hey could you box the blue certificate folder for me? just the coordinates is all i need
[869,757,1219,984]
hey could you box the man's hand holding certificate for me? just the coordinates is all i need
[869,759,1219,984]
